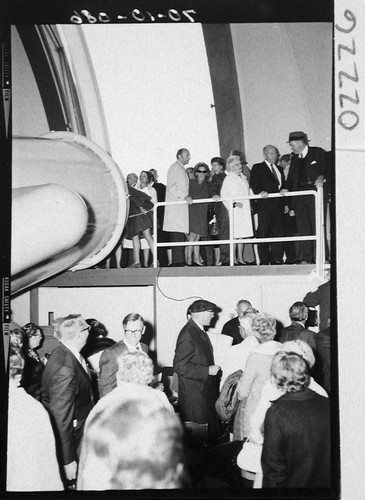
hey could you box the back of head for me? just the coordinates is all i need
[116,351,153,386]
[271,351,310,393]
[56,314,83,342]
[280,340,315,368]
[82,397,185,489]
[289,301,308,322]
[251,313,276,342]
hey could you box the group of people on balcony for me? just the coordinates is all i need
[103,130,327,268]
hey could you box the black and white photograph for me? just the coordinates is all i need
[1,0,364,498]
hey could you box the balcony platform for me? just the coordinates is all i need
[41,263,319,288]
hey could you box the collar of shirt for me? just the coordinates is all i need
[123,339,142,352]
[61,342,81,362]
[300,145,309,158]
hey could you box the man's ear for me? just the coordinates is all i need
[142,326,146,335]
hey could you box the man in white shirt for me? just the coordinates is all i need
[98,313,148,398]
[250,145,287,265]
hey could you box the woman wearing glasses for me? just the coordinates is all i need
[221,155,254,265]
[185,162,219,266]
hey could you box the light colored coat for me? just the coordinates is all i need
[233,340,281,440]
[221,171,253,238]
[163,160,189,233]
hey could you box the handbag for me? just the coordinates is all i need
[237,439,262,473]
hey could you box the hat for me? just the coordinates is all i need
[189,300,218,313]
[287,131,309,143]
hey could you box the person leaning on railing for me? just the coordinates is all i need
[220,155,254,265]
[286,131,326,264]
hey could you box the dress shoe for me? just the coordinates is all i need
[271,261,283,265]
[128,262,141,268]
[193,261,205,267]
[245,261,257,266]
[299,260,312,265]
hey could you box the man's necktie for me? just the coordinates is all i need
[270,163,280,185]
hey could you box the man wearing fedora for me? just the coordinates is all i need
[173,299,222,440]
[286,131,326,264]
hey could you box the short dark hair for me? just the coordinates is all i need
[123,313,144,328]
[210,157,226,169]
[280,153,291,163]
[193,162,210,177]
[289,301,308,322]
[176,148,188,159]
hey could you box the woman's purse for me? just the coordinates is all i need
[236,438,263,473]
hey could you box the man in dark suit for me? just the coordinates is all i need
[278,301,316,350]
[149,168,169,267]
[221,299,252,345]
[286,131,326,263]
[41,314,94,486]
[173,300,222,440]
[98,313,148,398]
[250,145,286,265]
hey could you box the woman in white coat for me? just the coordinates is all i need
[221,155,253,265]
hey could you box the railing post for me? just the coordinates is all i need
[153,204,158,268]
[229,199,234,266]
[315,185,324,277]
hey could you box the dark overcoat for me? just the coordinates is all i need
[173,318,221,439]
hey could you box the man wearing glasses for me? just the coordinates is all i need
[41,314,94,488]
[98,313,148,399]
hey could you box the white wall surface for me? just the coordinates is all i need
[81,24,220,184]
[37,286,154,343]
[231,23,332,164]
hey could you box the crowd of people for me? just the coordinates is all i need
[6,276,332,491]
[102,130,329,268]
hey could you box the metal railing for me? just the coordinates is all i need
[152,186,326,276]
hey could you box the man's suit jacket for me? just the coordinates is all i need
[303,280,331,331]
[98,340,148,399]
[250,161,285,211]
[163,160,189,233]
[173,318,221,439]
[278,322,316,350]
[286,146,326,192]
[41,343,94,465]
[221,317,243,346]
[151,181,166,225]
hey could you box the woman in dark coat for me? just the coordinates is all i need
[261,351,331,488]
[185,162,211,266]
[21,322,46,401]
[126,185,155,268]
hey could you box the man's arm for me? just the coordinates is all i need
[262,406,287,487]
[48,366,78,468]
[98,348,118,398]
[167,164,188,200]
[173,332,210,381]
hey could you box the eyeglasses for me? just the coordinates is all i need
[125,329,143,334]
[196,170,208,174]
